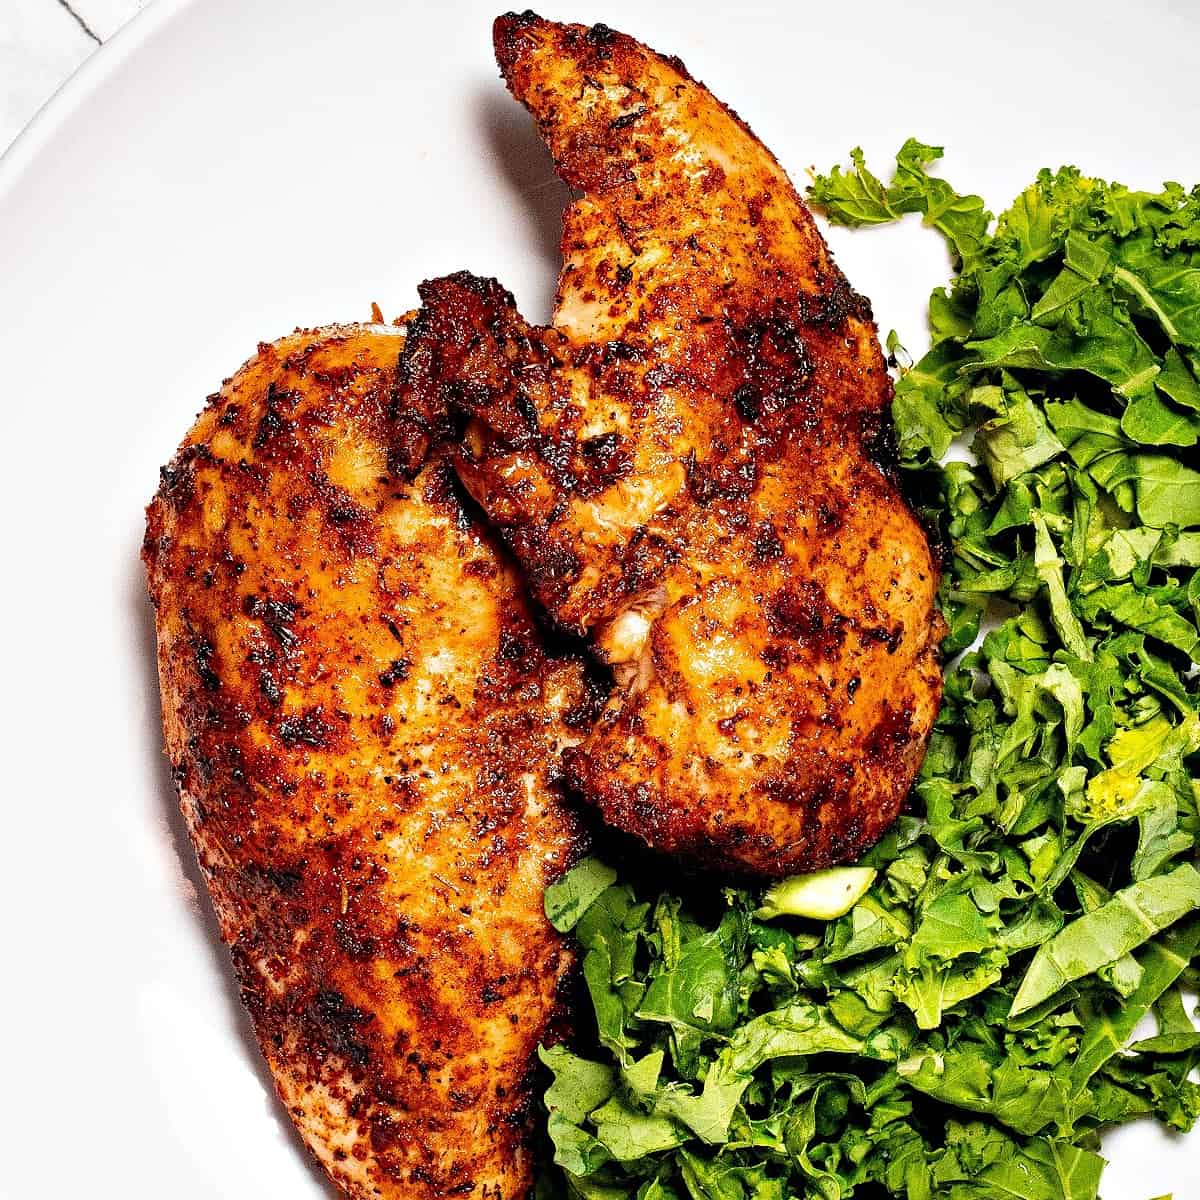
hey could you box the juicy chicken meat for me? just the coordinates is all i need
[144,326,598,1200]
[401,14,945,877]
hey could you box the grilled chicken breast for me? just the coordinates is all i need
[401,14,944,876]
[144,325,598,1199]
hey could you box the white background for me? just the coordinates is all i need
[1,1,1198,1197]
[1,0,146,150]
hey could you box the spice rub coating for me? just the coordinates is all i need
[401,15,945,876]
[144,325,594,1199]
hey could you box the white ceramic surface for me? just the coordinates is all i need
[1,1,1197,1195]
[1,0,149,152]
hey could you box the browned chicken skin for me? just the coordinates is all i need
[402,14,945,877]
[144,326,598,1200]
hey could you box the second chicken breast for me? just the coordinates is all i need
[401,14,945,877]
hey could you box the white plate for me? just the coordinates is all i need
[2,1,1198,1195]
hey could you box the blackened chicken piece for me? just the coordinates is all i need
[401,15,944,877]
[145,325,591,1199]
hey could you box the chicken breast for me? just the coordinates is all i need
[401,14,945,877]
[144,325,598,1199]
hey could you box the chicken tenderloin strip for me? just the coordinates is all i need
[144,326,597,1199]
[401,15,945,877]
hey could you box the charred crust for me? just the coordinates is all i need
[727,312,815,426]
[686,453,758,505]
[859,406,901,482]
[793,276,865,330]
[511,530,582,595]
[243,595,300,652]
[561,666,612,731]
[252,382,299,450]
[193,634,221,692]
[334,918,379,963]
[732,383,761,423]
[584,22,615,46]
[861,622,904,653]
[392,274,525,477]
[307,989,373,1067]
[577,431,633,494]
[418,269,517,311]
[259,863,304,893]
[513,388,541,435]
[378,659,411,687]
[276,706,336,749]
[767,581,849,657]
[306,472,376,556]
[258,669,283,706]
[156,444,211,511]
[399,273,542,460]
[609,106,646,129]
[751,522,785,563]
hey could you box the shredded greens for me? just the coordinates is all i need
[536,143,1200,1200]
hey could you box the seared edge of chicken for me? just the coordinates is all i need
[144,325,600,1199]
[400,15,944,876]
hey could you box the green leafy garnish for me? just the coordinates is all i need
[1011,864,1200,1016]
[756,868,878,921]
[537,146,1200,1200]
[546,857,620,933]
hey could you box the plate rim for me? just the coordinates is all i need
[0,0,193,198]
